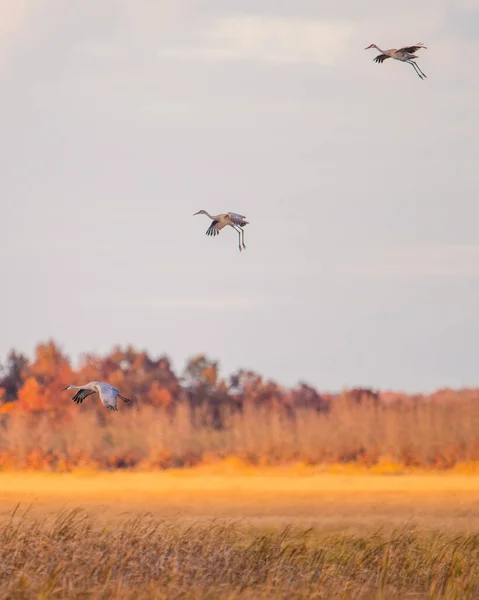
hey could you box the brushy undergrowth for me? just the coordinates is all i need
[3,395,479,472]
[1,509,479,599]
[3,341,479,471]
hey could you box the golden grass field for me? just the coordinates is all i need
[2,466,479,598]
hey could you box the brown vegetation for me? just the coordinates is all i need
[1,471,479,598]
[1,508,479,599]
[1,341,479,470]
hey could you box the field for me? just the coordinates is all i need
[2,468,479,598]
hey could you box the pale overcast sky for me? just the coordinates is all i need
[2,0,479,392]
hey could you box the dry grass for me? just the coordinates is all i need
[2,469,479,532]
[2,394,479,470]
[2,508,479,599]
[2,471,479,598]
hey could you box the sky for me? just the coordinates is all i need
[2,0,479,392]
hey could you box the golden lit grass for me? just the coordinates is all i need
[3,465,479,496]
[2,468,479,533]
[2,470,479,598]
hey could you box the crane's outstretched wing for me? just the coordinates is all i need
[373,54,390,63]
[227,212,248,226]
[206,220,222,236]
[399,43,427,54]
[72,389,96,404]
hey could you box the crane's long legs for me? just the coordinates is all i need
[407,60,423,79]
[413,61,427,79]
[231,225,243,252]
[406,60,426,80]
[239,227,246,250]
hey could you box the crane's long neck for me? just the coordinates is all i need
[374,44,385,53]
[70,384,93,390]
[203,211,216,220]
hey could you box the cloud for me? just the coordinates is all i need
[117,0,191,38]
[0,0,38,69]
[336,245,479,280]
[102,294,270,312]
[159,16,354,65]
[455,0,479,9]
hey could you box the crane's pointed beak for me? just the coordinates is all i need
[193,211,201,216]
[61,386,69,391]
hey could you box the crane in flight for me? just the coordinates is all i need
[62,381,131,411]
[194,210,249,252]
[365,43,427,80]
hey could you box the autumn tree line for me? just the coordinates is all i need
[0,341,478,471]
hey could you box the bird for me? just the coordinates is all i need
[62,381,131,411]
[194,210,249,252]
[365,43,427,80]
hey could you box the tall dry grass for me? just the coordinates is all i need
[1,508,479,599]
[1,392,479,470]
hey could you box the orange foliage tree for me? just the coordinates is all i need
[2,340,479,471]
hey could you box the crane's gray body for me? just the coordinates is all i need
[63,381,131,411]
[194,210,249,251]
[365,43,427,79]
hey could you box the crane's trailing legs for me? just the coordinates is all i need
[407,60,427,80]
[365,43,427,81]
[232,225,246,251]
[194,209,249,252]
[62,382,131,411]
